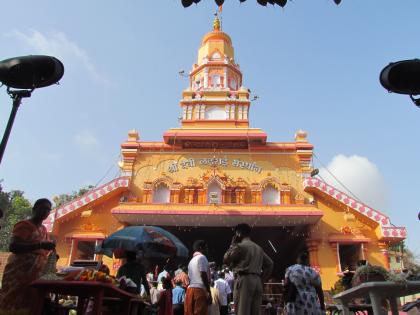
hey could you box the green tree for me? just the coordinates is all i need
[53,185,94,207]
[0,186,32,252]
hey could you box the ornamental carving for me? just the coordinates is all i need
[152,175,173,189]
[259,177,282,190]
[281,183,291,191]
[172,181,183,190]
[185,177,200,188]
[235,177,248,188]
[341,226,352,234]
[80,222,101,232]
[250,181,260,191]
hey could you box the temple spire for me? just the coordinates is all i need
[213,14,221,31]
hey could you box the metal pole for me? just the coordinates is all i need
[0,90,31,165]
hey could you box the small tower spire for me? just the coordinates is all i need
[213,14,221,31]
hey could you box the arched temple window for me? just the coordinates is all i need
[211,74,221,87]
[262,184,280,205]
[152,183,170,203]
[207,180,222,204]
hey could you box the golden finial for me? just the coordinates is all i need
[213,13,221,31]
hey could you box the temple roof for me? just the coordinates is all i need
[303,177,406,241]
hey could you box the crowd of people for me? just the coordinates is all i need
[115,223,325,315]
[0,198,327,315]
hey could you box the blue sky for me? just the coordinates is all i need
[0,1,419,256]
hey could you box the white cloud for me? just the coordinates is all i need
[318,155,389,212]
[4,29,111,86]
[73,130,100,148]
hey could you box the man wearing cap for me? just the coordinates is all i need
[223,223,273,315]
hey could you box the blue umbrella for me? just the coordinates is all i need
[97,226,189,259]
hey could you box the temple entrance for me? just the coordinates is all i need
[163,225,308,279]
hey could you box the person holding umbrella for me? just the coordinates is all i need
[116,251,150,296]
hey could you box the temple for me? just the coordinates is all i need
[47,17,406,289]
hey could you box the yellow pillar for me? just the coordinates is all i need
[281,188,291,204]
[198,188,205,204]
[224,189,232,203]
[378,242,391,270]
[143,189,152,203]
[329,242,341,273]
[306,239,320,270]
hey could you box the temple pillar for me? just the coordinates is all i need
[67,239,75,266]
[256,191,262,203]
[251,190,262,204]
[378,242,391,270]
[185,188,194,204]
[143,182,153,203]
[361,242,368,260]
[170,189,180,203]
[329,242,340,273]
[197,188,205,204]
[204,68,209,88]
[306,239,321,271]
[235,189,246,204]
[224,189,232,203]
[281,185,291,204]
[143,189,152,203]
[251,190,257,204]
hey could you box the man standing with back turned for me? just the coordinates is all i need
[223,223,273,315]
[185,240,212,315]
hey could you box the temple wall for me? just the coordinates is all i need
[312,198,388,289]
[131,151,308,203]
[54,194,125,270]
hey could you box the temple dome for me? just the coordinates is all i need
[197,16,235,64]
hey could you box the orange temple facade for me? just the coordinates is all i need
[46,17,406,289]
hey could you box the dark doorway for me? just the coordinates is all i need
[163,225,308,280]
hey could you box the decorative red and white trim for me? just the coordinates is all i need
[43,209,56,233]
[303,177,406,240]
[43,176,130,232]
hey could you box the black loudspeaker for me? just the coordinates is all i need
[380,59,420,95]
[0,55,64,89]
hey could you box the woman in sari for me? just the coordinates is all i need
[0,198,56,315]
[284,252,325,315]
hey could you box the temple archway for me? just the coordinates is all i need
[262,184,280,205]
[152,183,170,203]
[207,180,223,204]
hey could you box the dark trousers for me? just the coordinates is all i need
[220,305,229,315]
[173,303,184,315]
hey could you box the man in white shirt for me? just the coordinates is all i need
[157,265,170,289]
[185,240,212,315]
[214,271,232,315]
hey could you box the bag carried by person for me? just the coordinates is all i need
[283,278,298,303]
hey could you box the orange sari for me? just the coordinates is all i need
[0,220,50,314]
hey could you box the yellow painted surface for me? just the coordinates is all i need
[52,19,403,290]
[55,194,125,270]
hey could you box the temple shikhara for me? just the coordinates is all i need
[46,17,406,289]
